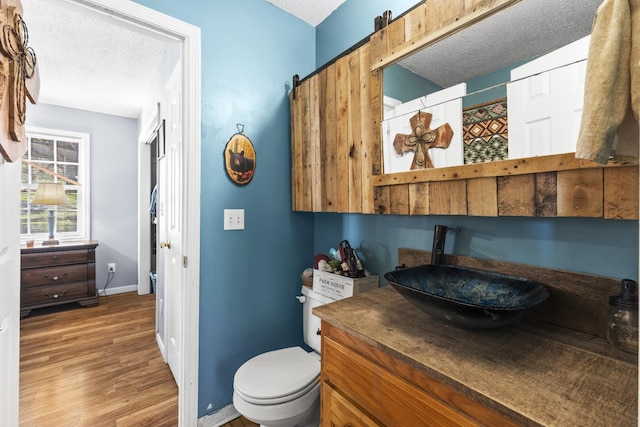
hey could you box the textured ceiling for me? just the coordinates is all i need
[21,0,344,118]
[23,0,172,118]
[399,0,601,87]
[267,0,347,26]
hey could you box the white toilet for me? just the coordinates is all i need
[232,286,336,427]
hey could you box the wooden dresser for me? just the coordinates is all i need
[20,241,99,317]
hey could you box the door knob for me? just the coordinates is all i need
[160,241,171,249]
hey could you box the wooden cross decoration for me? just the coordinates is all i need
[0,0,39,162]
[392,111,453,169]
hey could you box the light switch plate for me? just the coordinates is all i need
[224,209,244,230]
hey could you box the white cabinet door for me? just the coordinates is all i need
[507,36,590,159]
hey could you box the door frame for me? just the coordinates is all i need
[66,0,201,425]
[0,160,21,427]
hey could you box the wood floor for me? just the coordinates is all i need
[19,292,178,427]
[220,416,259,427]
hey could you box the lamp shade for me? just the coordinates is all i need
[31,182,70,206]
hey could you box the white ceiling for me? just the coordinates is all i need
[267,0,347,26]
[23,0,172,118]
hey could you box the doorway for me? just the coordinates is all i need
[58,1,201,425]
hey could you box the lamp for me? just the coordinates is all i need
[31,182,70,246]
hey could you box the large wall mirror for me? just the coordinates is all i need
[381,0,601,174]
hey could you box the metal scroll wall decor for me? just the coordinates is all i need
[223,125,256,185]
[0,0,38,162]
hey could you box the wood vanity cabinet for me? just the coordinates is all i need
[322,383,380,427]
[320,322,518,426]
[20,241,99,317]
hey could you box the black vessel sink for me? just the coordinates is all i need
[384,264,549,329]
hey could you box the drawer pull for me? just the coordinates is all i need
[52,255,59,260]
[45,290,67,299]
[44,273,68,281]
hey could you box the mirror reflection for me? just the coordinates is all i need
[382,0,601,173]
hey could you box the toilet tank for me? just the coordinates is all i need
[300,286,336,353]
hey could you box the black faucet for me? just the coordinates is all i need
[431,225,460,265]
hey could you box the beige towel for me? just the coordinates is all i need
[575,0,639,165]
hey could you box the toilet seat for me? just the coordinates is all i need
[233,346,320,405]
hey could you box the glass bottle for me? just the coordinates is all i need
[607,279,638,354]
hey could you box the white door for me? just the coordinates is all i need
[507,36,590,159]
[155,146,167,361]
[158,62,183,385]
[0,159,21,426]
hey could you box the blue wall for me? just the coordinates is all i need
[315,0,418,67]
[134,0,638,419]
[133,0,315,416]
[314,214,638,281]
[463,60,529,108]
[384,64,442,102]
[315,2,638,281]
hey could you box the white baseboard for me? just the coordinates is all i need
[98,284,138,296]
[156,332,167,362]
[197,404,240,427]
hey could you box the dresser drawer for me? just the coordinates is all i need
[21,249,92,268]
[21,264,89,287]
[21,281,92,306]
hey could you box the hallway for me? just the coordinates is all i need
[19,292,178,426]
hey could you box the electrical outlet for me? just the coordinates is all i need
[108,263,116,273]
[223,209,245,230]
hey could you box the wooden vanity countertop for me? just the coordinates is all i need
[314,286,638,426]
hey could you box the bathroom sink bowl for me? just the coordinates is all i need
[384,264,549,329]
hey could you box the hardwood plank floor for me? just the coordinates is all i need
[220,416,258,427]
[19,292,178,427]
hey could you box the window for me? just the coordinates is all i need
[21,127,90,242]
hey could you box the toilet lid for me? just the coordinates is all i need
[234,347,320,404]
